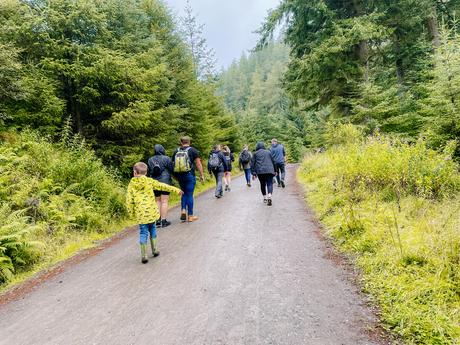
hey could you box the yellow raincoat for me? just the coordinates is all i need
[126,176,181,224]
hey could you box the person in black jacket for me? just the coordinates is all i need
[222,145,234,192]
[251,141,276,206]
[148,144,174,228]
[208,144,228,198]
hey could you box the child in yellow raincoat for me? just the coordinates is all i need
[126,162,183,263]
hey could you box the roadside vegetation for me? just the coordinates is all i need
[298,124,460,344]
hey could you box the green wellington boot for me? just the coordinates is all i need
[140,244,148,264]
[150,238,160,257]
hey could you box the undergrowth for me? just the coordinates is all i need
[298,124,460,344]
[0,130,126,286]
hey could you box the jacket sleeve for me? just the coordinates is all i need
[150,178,182,194]
[238,153,242,169]
[250,152,256,176]
[125,184,135,218]
[231,153,235,162]
[221,152,229,171]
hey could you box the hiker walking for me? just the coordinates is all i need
[222,145,234,192]
[208,144,228,198]
[239,144,252,187]
[251,141,276,206]
[172,136,204,222]
[147,144,174,228]
[270,138,286,188]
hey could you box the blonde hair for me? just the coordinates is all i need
[222,145,230,153]
[133,162,148,175]
[180,136,191,145]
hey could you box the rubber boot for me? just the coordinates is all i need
[140,244,148,264]
[150,237,160,257]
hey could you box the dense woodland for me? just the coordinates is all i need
[257,0,460,156]
[0,0,238,172]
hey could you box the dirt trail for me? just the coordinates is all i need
[0,166,383,345]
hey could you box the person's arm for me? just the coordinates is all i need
[195,158,205,182]
[125,184,135,219]
[238,154,243,170]
[231,153,235,162]
[150,179,183,195]
[283,146,286,162]
[250,152,257,177]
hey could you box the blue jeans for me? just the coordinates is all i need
[244,168,252,184]
[177,172,196,215]
[139,223,157,244]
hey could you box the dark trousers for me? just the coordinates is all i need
[274,162,286,184]
[258,174,274,196]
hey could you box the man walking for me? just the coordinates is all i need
[172,136,205,222]
[270,138,286,188]
[208,144,228,198]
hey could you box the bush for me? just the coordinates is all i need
[299,125,460,344]
[0,130,126,284]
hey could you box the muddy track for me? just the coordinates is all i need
[0,166,386,345]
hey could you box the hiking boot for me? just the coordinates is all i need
[216,194,222,199]
[180,212,187,222]
[263,197,267,204]
[188,215,199,222]
[277,183,281,188]
[155,219,162,228]
[161,219,171,228]
[267,198,272,206]
[225,185,229,192]
[281,181,285,188]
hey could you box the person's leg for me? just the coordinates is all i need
[244,169,251,184]
[213,171,220,197]
[266,174,274,206]
[275,163,281,185]
[177,176,187,217]
[217,171,224,197]
[148,223,160,257]
[160,194,171,227]
[139,224,149,263]
[224,172,229,190]
[258,174,267,197]
[279,163,286,186]
[155,196,162,226]
[184,173,196,216]
[227,171,232,188]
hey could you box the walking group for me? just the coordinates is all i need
[126,136,286,264]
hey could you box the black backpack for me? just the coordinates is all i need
[209,152,221,171]
[150,158,163,177]
[240,151,251,164]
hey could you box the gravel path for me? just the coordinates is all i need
[0,166,382,345]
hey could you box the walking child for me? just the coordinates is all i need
[126,162,183,264]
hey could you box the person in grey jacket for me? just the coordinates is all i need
[148,144,174,228]
[251,141,276,206]
[239,145,252,187]
[208,144,228,198]
[271,138,286,188]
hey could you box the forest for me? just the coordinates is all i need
[0,0,459,343]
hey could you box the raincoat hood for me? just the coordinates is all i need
[256,142,266,151]
[154,144,166,156]
[129,175,151,191]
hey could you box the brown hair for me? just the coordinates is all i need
[180,136,191,145]
[133,162,148,175]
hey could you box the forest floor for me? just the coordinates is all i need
[0,166,389,345]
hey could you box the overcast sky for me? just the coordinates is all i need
[163,0,281,69]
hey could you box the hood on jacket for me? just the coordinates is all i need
[154,144,166,156]
[129,175,151,191]
[256,142,266,151]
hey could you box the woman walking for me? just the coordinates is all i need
[148,144,174,228]
[251,142,276,206]
[239,145,252,187]
[222,145,234,192]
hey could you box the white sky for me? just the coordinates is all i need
[163,0,281,68]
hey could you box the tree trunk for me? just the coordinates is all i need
[427,8,440,49]
[351,0,369,82]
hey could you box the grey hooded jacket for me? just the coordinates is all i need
[251,142,276,176]
[147,144,173,185]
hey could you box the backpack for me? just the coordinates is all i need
[150,158,163,177]
[209,152,221,171]
[240,151,251,164]
[173,147,192,173]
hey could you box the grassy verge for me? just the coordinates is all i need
[297,126,460,344]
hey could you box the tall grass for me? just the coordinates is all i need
[0,130,126,286]
[299,125,460,344]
